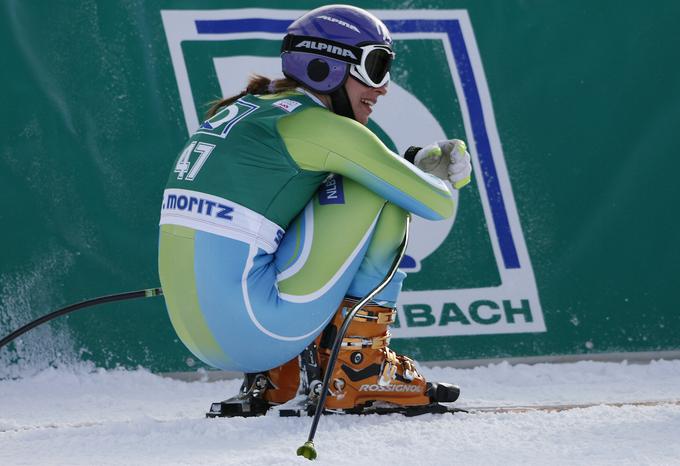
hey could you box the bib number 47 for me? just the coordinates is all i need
[174,141,215,181]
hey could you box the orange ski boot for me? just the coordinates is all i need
[207,354,302,417]
[263,357,300,405]
[318,297,460,412]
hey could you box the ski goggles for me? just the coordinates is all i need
[281,35,395,88]
[349,44,394,88]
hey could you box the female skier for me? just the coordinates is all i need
[158,5,472,415]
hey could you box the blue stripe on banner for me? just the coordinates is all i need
[195,18,290,34]
[194,17,520,269]
[384,19,520,269]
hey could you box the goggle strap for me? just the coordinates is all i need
[281,34,362,65]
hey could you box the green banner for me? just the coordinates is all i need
[2,0,679,374]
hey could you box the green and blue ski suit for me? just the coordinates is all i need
[158,90,455,372]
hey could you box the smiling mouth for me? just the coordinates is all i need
[360,98,376,114]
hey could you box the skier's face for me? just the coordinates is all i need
[345,77,388,125]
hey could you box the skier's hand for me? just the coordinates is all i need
[413,139,472,189]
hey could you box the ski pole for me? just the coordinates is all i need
[0,288,163,350]
[297,214,410,461]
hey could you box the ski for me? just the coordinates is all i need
[208,398,680,418]
[207,391,466,418]
[277,401,467,417]
[462,399,680,414]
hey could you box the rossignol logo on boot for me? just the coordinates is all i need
[359,384,421,392]
[295,40,358,60]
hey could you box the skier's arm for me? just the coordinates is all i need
[278,107,455,220]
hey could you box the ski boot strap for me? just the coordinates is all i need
[352,307,396,324]
[341,332,391,349]
[338,336,420,384]
[386,347,420,382]
[341,298,396,325]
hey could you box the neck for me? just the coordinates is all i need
[296,87,331,109]
[315,93,332,109]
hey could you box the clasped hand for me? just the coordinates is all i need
[413,139,472,189]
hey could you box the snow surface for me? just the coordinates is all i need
[2,360,680,465]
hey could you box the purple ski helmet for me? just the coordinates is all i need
[281,5,394,94]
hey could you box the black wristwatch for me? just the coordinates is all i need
[403,146,422,165]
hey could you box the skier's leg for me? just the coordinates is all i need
[344,201,408,306]
[232,177,409,411]
[269,197,460,411]
[273,186,459,411]
[273,175,395,306]
[312,203,459,410]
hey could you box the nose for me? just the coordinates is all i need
[374,83,388,96]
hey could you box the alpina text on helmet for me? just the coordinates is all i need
[295,40,358,61]
[316,15,360,33]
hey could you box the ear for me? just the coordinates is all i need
[307,59,330,82]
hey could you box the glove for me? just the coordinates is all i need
[411,139,472,189]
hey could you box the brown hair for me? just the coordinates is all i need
[205,75,300,118]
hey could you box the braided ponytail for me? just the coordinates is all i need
[205,75,299,118]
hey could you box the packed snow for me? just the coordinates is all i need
[1,360,680,465]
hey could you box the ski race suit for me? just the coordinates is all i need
[158,90,455,373]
